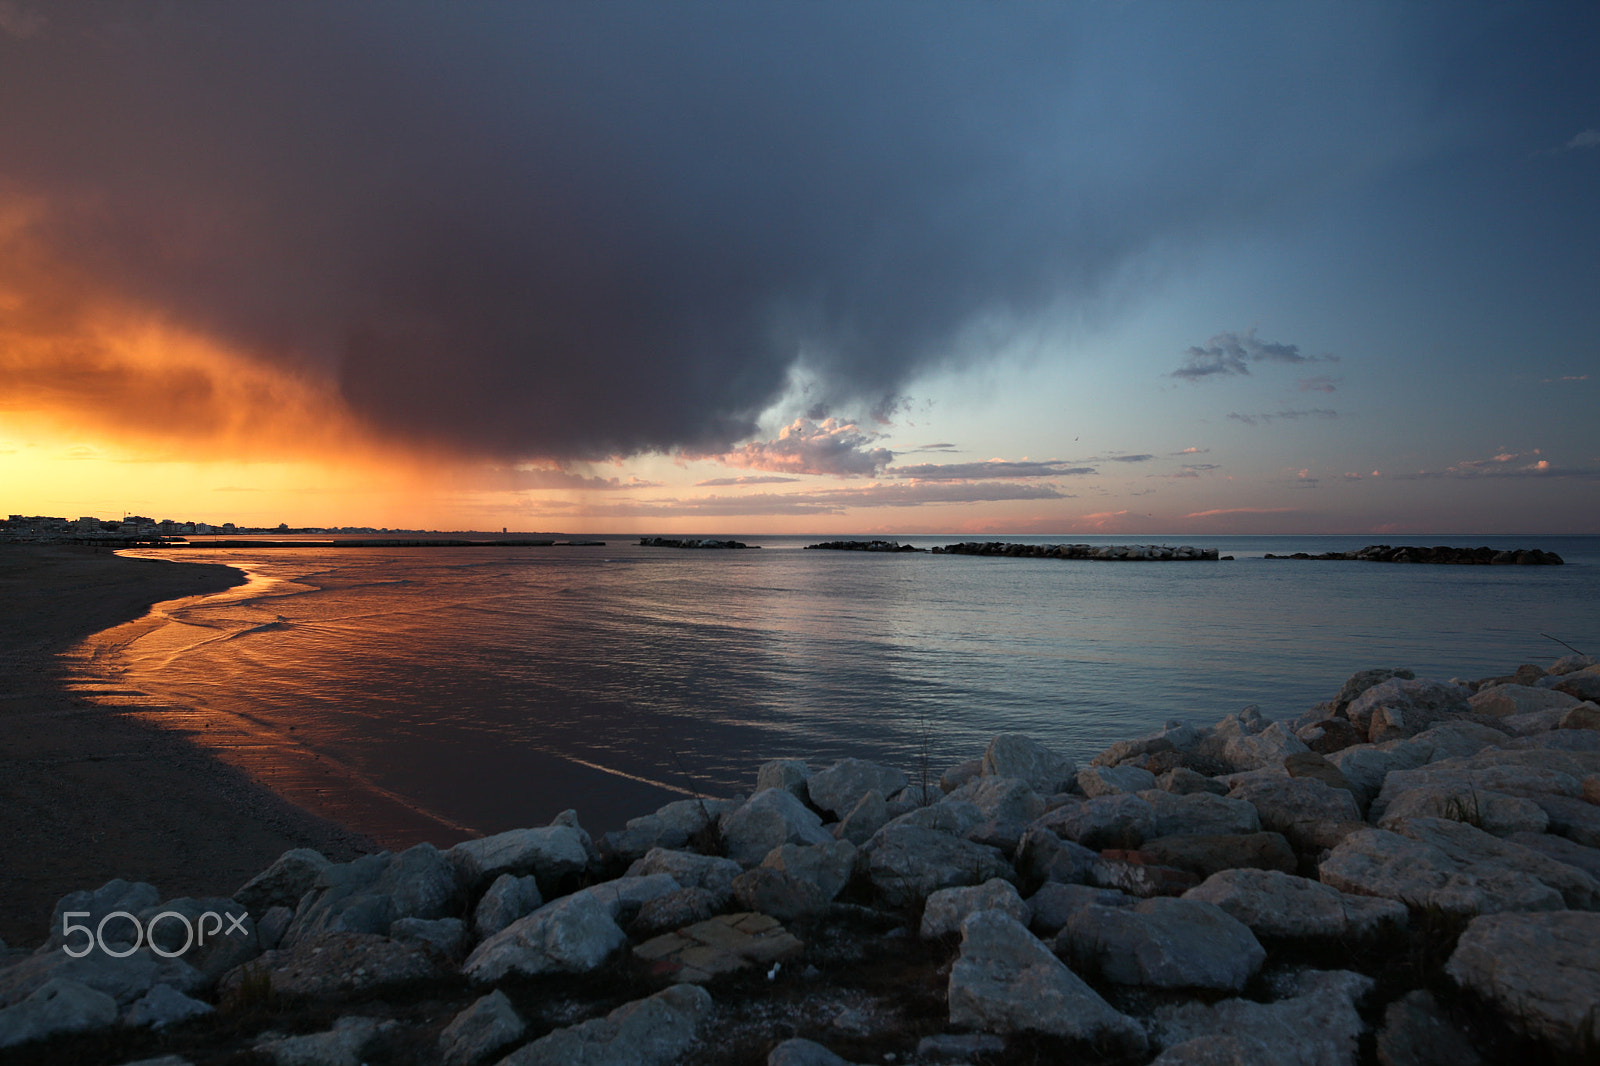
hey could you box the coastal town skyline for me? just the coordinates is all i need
[2,4,1598,535]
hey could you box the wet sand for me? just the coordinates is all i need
[0,546,375,949]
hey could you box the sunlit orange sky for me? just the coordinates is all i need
[3,4,1597,535]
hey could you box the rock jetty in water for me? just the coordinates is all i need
[805,541,925,552]
[6,654,1600,1063]
[639,537,758,550]
[934,541,1221,561]
[1264,544,1564,565]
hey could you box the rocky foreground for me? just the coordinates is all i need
[4,659,1600,1065]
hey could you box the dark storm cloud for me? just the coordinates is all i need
[1171,329,1336,381]
[885,460,1096,480]
[1,2,1427,460]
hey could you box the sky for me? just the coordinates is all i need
[1,2,1597,535]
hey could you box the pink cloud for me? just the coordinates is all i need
[694,418,893,477]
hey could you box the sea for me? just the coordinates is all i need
[67,534,1600,847]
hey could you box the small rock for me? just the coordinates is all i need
[235,849,331,914]
[861,825,1013,907]
[1136,832,1298,878]
[761,839,856,901]
[221,931,440,998]
[439,989,525,1066]
[939,759,984,794]
[1156,767,1229,796]
[732,867,830,921]
[627,848,742,900]
[447,825,592,892]
[42,879,161,953]
[630,887,721,936]
[1559,702,1600,731]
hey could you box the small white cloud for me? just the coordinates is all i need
[1567,128,1600,150]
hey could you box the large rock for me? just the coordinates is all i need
[1371,758,1580,821]
[40,879,161,953]
[806,758,907,819]
[1141,790,1262,839]
[1227,775,1362,850]
[1375,990,1483,1066]
[1149,969,1372,1065]
[862,825,1012,907]
[1222,721,1311,772]
[1078,765,1158,797]
[439,989,525,1066]
[627,849,742,902]
[731,868,829,921]
[448,826,591,892]
[0,948,204,1009]
[284,843,461,947]
[767,1038,861,1065]
[234,849,331,914]
[1526,793,1600,849]
[1330,720,1511,804]
[920,879,1030,938]
[501,985,712,1066]
[982,735,1076,794]
[1318,818,1600,914]
[462,893,627,983]
[944,776,1046,826]
[1446,910,1600,1055]
[1013,827,1100,886]
[254,1015,388,1066]
[1184,868,1407,939]
[947,910,1144,1052]
[1092,722,1201,767]
[123,982,214,1030]
[133,896,259,983]
[564,875,683,926]
[599,797,742,863]
[755,759,812,801]
[1136,833,1298,878]
[474,873,544,940]
[1061,897,1264,990]
[389,916,467,958]
[1035,793,1154,848]
[1554,672,1600,703]
[221,931,440,998]
[1471,684,1581,718]
[832,790,888,845]
[760,839,856,901]
[722,789,833,867]
[1505,831,1600,881]
[0,978,117,1049]
[1334,667,1415,711]
[1025,883,1135,935]
[1376,787,1548,838]
[1346,678,1471,739]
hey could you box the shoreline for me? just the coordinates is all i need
[0,546,377,949]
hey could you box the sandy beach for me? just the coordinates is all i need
[0,546,373,949]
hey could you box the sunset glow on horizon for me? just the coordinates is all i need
[3,4,1596,535]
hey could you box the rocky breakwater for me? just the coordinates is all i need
[640,537,758,550]
[5,657,1600,1064]
[805,541,926,552]
[933,542,1222,561]
[1264,543,1564,565]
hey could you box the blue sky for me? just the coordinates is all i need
[1,2,1595,532]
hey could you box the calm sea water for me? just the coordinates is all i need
[72,534,1599,843]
